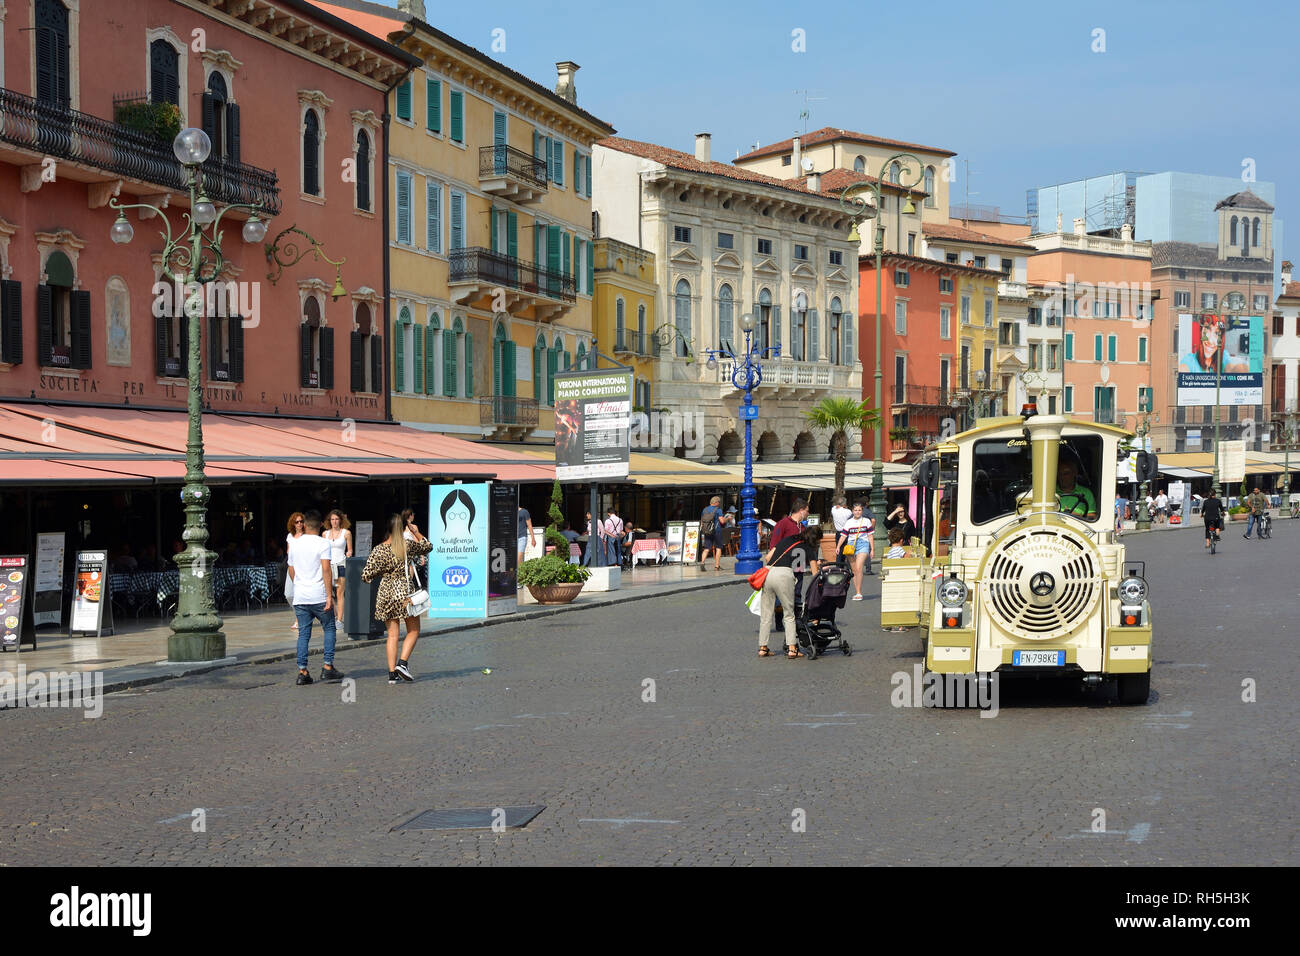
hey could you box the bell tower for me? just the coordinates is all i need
[1215,190,1274,260]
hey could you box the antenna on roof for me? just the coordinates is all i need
[792,89,826,137]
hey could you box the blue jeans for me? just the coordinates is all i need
[584,538,600,566]
[1245,513,1261,537]
[605,538,622,565]
[294,603,336,670]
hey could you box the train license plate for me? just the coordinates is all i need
[1013,650,1064,666]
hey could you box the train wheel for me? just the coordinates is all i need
[1117,672,1151,705]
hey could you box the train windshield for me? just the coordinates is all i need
[970,436,1103,525]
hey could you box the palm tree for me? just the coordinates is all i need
[804,397,883,505]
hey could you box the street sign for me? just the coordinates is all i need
[739,404,759,421]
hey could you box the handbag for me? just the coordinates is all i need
[404,558,430,617]
[747,539,800,591]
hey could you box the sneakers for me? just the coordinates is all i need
[395,660,414,682]
[388,671,400,684]
[296,670,313,686]
[319,665,345,682]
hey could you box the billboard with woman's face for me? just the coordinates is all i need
[1176,313,1263,406]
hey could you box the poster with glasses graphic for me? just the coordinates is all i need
[1176,313,1264,406]
[426,483,489,619]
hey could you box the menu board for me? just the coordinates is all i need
[0,555,33,650]
[353,522,373,558]
[34,533,66,627]
[70,551,113,637]
[664,522,685,562]
[488,482,518,611]
[682,521,701,563]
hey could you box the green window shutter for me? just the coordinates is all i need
[465,333,474,396]
[425,324,436,393]
[507,213,518,260]
[426,77,440,132]
[554,140,564,186]
[450,90,464,142]
[587,242,594,292]
[1139,337,1147,363]
[1064,387,1073,412]
[1093,335,1102,361]
[396,79,411,122]
[493,110,507,145]
[546,346,557,405]
[490,207,498,254]
[396,172,411,244]
[534,343,544,400]
[1108,335,1116,362]
[574,149,581,193]
[565,350,572,370]
[562,232,570,282]
[1065,333,1074,361]
[444,332,457,397]
[585,155,592,197]
[493,334,502,395]
[412,322,424,392]
[504,338,516,396]
[394,323,405,392]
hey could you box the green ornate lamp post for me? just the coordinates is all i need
[840,153,922,543]
[1134,412,1153,531]
[1280,412,1296,513]
[108,128,269,662]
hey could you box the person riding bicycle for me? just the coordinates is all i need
[1201,493,1224,550]
[1244,487,1270,539]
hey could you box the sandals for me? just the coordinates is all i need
[786,645,804,659]
[758,646,773,657]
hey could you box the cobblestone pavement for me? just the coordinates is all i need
[1,524,1295,866]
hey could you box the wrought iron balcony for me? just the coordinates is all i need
[890,384,951,408]
[0,87,280,214]
[614,329,646,355]
[449,247,575,320]
[479,395,539,429]
[478,144,547,203]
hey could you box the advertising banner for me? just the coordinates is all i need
[682,521,700,563]
[70,551,112,636]
[665,521,685,562]
[1219,440,1246,485]
[1176,313,1264,406]
[0,555,32,650]
[426,483,489,619]
[554,369,633,482]
[488,482,518,615]
[34,532,66,627]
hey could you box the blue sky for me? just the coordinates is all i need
[378,0,1294,248]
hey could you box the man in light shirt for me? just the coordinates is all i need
[830,495,851,535]
[288,511,344,686]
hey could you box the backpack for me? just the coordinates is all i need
[700,508,717,536]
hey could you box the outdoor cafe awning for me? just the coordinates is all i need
[0,403,554,485]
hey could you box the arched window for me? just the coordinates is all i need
[303,110,321,196]
[351,302,382,393]
[492,321,514,398]
[718,284,734,352]
[828,297,843,365]
[576,340,587,371]
[150,40,180,107]
[426,312,441,396]
[393,306,411,392]
[888,161,900,184]
[35,0,71,108]
[444,317,463,397]
[1230,215,1238,245]
[853,155,866,174]
[637,303,646,354]
[924,166,936,208]
[1253,217,1261,248]
[615,296,626,350]
[301,297,326,388]
[533,333,546,402]
[791,291,807,361]
[674,279,691,357]
[758,288,772,353]
[547,334,563,404]
[205,72,227,157]
[38,250,86,368]
[356,130,371,212]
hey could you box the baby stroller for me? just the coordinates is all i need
[774,557,853,659]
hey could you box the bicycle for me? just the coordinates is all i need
[1258,510,1272,539]
[1290,500,1299,520]
[1206,520,1222,554]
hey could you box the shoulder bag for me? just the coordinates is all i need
[405,557,430,617]
[747,539,800,591]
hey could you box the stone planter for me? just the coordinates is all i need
[1229,513,1248,521]
[819,532,840,562]
[525,582,584,605]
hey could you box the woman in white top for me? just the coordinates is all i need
[325,509,353,627]
[835,501,875,601]
[285,511,305,628]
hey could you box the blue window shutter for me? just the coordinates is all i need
[774,305,782,349]
[396,172,411,244]
[574,150,581,193]
[493,110,507,145]
[426,77,440,131]
[396,79,411,121]
[507,212,518,260]
[554,140,564,186]
[426,179,440,252]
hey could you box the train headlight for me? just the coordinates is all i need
[1118,576,1148,605]
[937,577,968,608]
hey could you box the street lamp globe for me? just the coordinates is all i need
[706,354,717,371]
[109,213,134,245]
[242,215,268,244]
[173,127,212,166]
[192,197,217,226]
[740,312,756,333]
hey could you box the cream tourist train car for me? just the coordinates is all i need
[880,410,1154,705]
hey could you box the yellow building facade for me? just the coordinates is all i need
[952,271,1002,423]
[328,4,614,442]
[592,237,656,413]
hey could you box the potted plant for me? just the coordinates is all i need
[114,100,182,144]
[517,554,591,604]
[1229,505,1249,521]
[805,397,883,561]
[543,479,569,556]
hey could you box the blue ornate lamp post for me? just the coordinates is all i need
[703,312,780,575]
[108,127,269,662]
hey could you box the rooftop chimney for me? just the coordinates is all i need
[808,171,821,193]
[396,0,426,19]
[695,133,711,164]
[1073,217,1086,237]
[1284,260,1294,285]
[555,61,579,105]
[792,137,801,174]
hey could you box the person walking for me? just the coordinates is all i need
[287,512,344,685]
[767,498,809,559]
[582,511,602,567]
[699,495,732,571]
[324,509,352,627]
[517,505,536,567]
[604,506,625,566]
[361,513,432,684]
[285,511,305,630]
[1154,490,1169,524]
[830,496,851,536]
[1244,487,1270,539]
[836,500,875,600]
[757,526,821,659]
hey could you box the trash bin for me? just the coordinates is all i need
[343,555,385,640]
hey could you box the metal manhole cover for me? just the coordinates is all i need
[392,805,545,831]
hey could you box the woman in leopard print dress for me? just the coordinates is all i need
[361,513,431,684]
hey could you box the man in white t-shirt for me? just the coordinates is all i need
[1154,491,1169,523]
[830,496,851,535]
[287,512,343,686]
